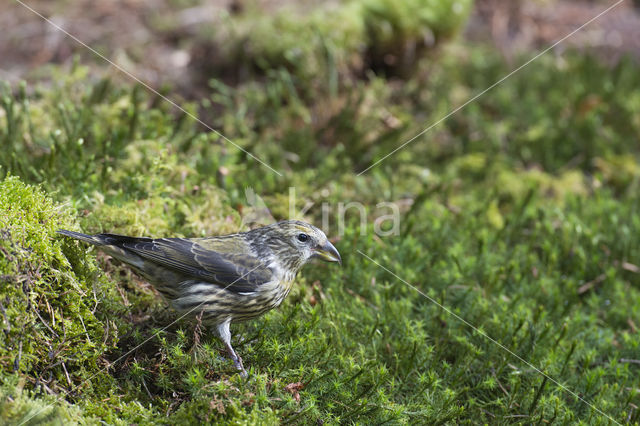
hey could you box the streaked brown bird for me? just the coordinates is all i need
[58,220,341,377]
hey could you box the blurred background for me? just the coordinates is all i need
[3,0,639,94]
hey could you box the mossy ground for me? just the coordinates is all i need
[1,0,640,424]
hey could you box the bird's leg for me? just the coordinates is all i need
[216,320,247,378]
[224,341,246,377]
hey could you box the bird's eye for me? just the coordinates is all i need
[297,233,310,243]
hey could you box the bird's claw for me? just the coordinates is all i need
[232,355,248,378]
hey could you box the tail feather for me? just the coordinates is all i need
[58,229,152,275]
[57,229,105,245]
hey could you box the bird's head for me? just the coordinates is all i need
[252,220,341,271]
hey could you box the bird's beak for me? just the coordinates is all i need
[313,241,342,265]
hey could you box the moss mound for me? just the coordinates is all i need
[0,176,123,397]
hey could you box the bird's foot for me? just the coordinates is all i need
[232,354,248,378]
[224,345,248,378]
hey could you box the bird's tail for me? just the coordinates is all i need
[57,229,107,246]
[57,229,152,278]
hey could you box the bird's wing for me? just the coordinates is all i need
[97,233,274,293]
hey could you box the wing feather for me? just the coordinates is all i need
[97,233,273,293]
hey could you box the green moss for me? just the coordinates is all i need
[195,0,471,84]
[1,375,92,426]
[0,176,129,422]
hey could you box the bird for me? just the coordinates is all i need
[57,220,341,377]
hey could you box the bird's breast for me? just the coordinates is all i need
[256,276,295,309]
